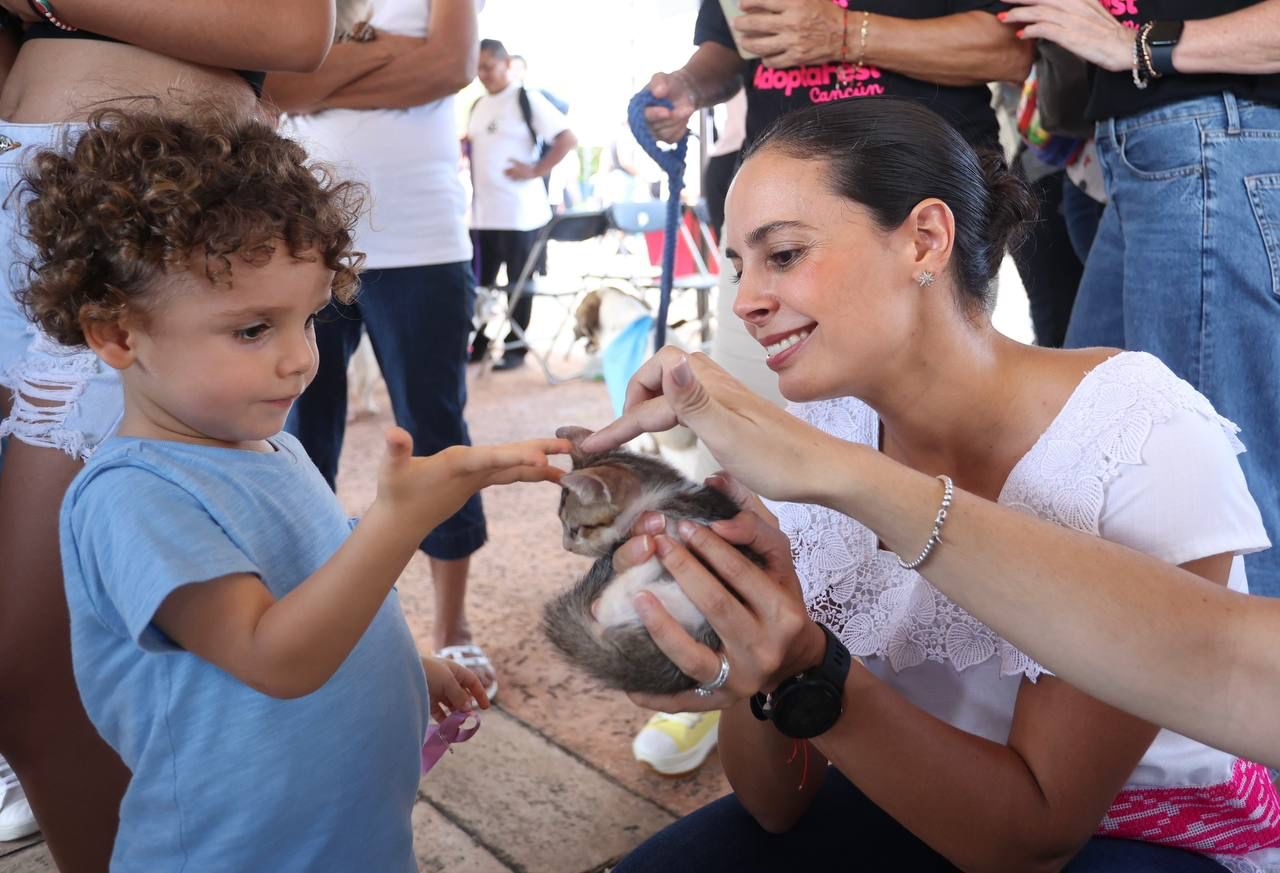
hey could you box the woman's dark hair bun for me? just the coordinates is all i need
[978,149,1035,280]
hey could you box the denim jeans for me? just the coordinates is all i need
[612,766,1226,872]
[1061,173,1105,263]
[1065,92,1280,596]
[286,262,487,561]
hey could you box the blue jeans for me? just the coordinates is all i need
[286,262,486,561]
[1062,173,1106,263]
[1065,92,1280,596]
[613,766,1226,872]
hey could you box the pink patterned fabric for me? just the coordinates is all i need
[1097,760,1280,854]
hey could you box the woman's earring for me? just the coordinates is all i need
[916,271,936,287]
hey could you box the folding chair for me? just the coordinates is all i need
[476,207,613,384]
[606,200,719,351]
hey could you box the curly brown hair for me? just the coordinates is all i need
[17,107,366,347]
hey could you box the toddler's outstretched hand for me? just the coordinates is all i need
[375,428,570,534]
[422,655,490,722]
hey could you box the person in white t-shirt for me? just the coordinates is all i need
[266,0,504,700]
[466,38,577,370]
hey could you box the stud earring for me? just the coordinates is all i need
[916,271,936,287]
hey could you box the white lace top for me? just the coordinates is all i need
[763,352,1279,871]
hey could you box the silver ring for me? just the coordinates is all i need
[694,653,731,697]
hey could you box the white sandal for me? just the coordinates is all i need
[435,644,499,702]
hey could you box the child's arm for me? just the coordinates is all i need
[153,428,568,699]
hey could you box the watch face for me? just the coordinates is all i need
[773,682,843,739]
[1148,20,1185,46]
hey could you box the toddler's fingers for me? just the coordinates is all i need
[484,463,565,487]
[444,663,488,710]
[384,426,413,461]
[457,668,491,710]
[462,439,572,474]
[435,670,471,712]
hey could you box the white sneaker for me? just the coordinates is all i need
[0,755,39,842]
[632,711,720,777]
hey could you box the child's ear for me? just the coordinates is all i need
[81,313,139,371]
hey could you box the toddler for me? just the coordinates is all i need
[19,108,568,871]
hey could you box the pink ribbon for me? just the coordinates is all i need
[421,709,481,774]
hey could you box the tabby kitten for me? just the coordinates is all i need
[543,426,759,694]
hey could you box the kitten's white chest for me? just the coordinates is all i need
[593,557,707,634]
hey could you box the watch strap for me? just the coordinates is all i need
[1147,20,1185,77]
[749,624,853,733]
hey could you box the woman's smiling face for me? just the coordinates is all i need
[724,147,923,403]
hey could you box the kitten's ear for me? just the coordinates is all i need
[561,470,611,504]
[555,426,594,465]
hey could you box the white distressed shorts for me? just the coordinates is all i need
[0,121,122,461]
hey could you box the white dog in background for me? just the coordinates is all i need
[334,0,373,41]
[573,284,701,475]
[347,331,382,421]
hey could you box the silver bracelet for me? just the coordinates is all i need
[897,475,953,571]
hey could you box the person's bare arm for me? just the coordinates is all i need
[263,35,416,116]
[314,0,477,110]
[152,432,566,699]
[1003,0,1280,75]
[644,41,745,143]
[583,348,1280,770]
[505,128,578,181]
[1176,0,1280,74]
[734,0,1032,85]
[835,451,1280,767]
[21,0,335,71]
[859,10,1032,85]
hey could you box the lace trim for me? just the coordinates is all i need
[767,352,1245,680]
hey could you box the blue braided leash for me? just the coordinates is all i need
[627,88,688,351]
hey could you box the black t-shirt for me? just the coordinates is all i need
[1086,0,1280,121]
[694,0,1008,150]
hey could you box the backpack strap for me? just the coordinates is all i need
[517,86,539,148]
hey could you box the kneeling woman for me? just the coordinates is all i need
[610,99,1277,873]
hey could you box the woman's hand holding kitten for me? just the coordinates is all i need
[614,476,826,714]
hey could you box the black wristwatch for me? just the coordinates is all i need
[750,623,852,739]
[1146,20,1185,77]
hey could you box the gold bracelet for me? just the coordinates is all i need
[855,10,871,68]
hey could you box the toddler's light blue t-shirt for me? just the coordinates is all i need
[60,433,429,873]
